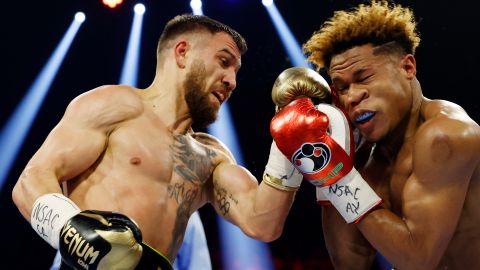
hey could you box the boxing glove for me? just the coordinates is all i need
[271,67,332,110]
[263,140,303,191]
[269,67,332,201]
[31,194,143,269]
[59,210,143,269]
[271,98,382,223]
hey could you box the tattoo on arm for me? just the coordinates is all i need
[214,186,238,216]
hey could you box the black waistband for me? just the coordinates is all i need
[59,243,172,270]
[135,242,173,270]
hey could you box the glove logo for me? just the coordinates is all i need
[291,142,331,174]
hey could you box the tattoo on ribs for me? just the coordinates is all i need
[171,135,217,184]
[167,182,198,205]
[168,196,193,259]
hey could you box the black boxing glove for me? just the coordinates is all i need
[31,194,143,270]
[59,210,143,270]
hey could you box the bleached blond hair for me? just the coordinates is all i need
[303,1,420,69]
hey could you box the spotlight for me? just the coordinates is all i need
[263,1,311,67]
[103,0,123,8]
[74,12,86,23]
[262,0,273,7]
[190,0,202,10]
[0,13,85,191]
[134,3,145,14]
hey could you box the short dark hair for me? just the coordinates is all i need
[157,14,247,56]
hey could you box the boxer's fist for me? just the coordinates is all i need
[271,98,353,186]
[263,67,330,192]
[271,67,331,109]
[263,140,303,191]
[59,210,143,270]
[271,99,382,223]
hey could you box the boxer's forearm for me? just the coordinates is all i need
[12,166,63,221]
[211,162,295,241]
[322,206,376,269]
[246,182,296,241]
[356,208,444,270]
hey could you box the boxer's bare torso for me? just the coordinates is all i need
[357,99,480,269]
[14,25,298,269]
[58,85,232,260]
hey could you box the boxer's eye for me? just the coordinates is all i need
[219,57,229,67]
[358,75,372,83]
[335,84,347,93]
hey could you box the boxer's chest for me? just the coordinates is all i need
[361,143,413,215]
[169,133,221,185]
[107,117,222,187]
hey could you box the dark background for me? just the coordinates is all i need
[1,0,478,269]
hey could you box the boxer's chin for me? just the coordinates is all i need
[184,63,218,128]
[190,95,218,128]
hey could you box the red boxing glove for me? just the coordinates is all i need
[271,98,382,223]
[270,98,353,186]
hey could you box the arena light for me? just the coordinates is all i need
[119,3,145,86]
[208,105,275,270]
[74,12,86,23]
[262,0,273,7]
[263,1,311,68]
[103,0,123,8]
[134,3,145,15]
[0,13,85,192]
[190,0,204,15]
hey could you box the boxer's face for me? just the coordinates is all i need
[329,44,413,142]
[184,32,241,128]
[184,60,216,128]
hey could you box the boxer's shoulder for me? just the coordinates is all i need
[192,132,236,163]
[421,99,471,122]
[419,100,479,140]
[72,84,140,107]
[67,85,143,127]
[414,100,480,171]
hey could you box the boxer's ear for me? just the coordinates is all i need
[401,54,416,79]
[174,40,189,69]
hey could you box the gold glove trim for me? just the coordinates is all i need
[262,173,299,192]
[136,242,173,270]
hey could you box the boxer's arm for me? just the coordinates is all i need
[322,206,376,269]
[12,86,141,221]
[208,161,295,242]
[356,116,480,269]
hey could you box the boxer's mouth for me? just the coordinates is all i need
[354,111,375,125]
[212,91,225,104]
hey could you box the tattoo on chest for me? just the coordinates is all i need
[167,135,220,257]
[171,135,217,184]
[167,182,198,205]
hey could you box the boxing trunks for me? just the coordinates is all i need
[58,242,173,270]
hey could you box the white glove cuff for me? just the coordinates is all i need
[315,186,331,205]
[264,141,302,191]
[323,169,382,223]
[31,193,81,249]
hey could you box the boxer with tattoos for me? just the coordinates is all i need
[12,14,301,270]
